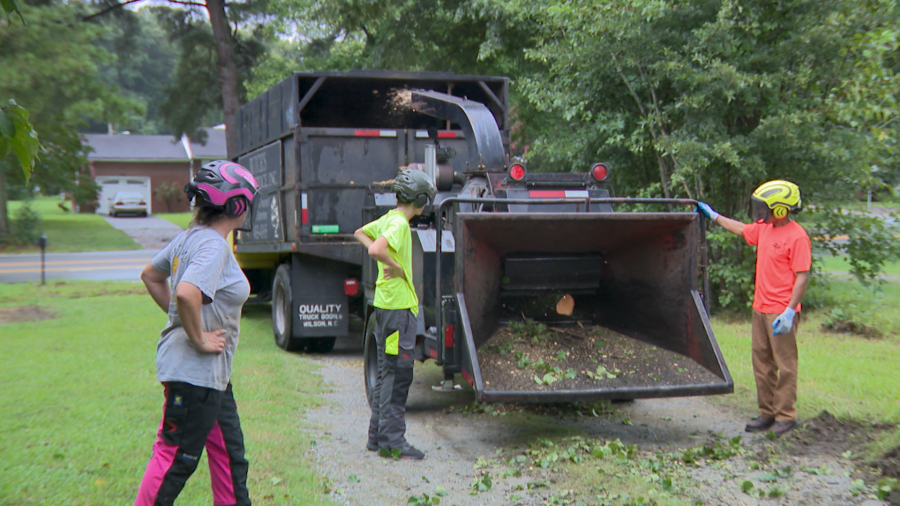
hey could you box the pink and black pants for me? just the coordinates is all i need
[136,382,250,506]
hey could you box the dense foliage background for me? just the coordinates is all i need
[2,0,899,309]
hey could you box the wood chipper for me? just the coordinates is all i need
[360,87,733,404]
[229,71,732,404]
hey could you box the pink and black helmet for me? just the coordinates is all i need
[185,160,260,217]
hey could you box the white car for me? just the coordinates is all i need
[108,191,148,217]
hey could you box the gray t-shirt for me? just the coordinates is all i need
[151,226,250,391]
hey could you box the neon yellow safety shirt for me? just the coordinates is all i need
[361,209,419,316]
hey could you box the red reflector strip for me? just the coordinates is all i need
[461,370,474,387]
[301,193,308,224]
[353,130,397,137]
[529,190,566,198]
[415,130,460,139]
[444,325,454,348]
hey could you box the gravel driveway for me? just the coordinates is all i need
[103,215,183,249]
[303,335,889,506]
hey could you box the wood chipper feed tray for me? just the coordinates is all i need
[478,322,721,392]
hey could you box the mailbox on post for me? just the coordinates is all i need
[37,234,47,285]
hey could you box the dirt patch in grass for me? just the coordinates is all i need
[776,410,900,481]
[478,322,722,393]
[821,320,883,338]
[776,411,871,458]
[0,305,57,324]
[874,446,900,481]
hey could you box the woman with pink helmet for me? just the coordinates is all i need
[135,160,259,506]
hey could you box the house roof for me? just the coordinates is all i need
[189,128,228,160]
[83,133,189,162]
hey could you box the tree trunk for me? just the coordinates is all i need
[206,0,240,158]
[0,161,8,240]
[654,152,672,199]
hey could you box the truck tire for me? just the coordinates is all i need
[306,337,336,354]
[363,311,378,408]
[272,264,301,351]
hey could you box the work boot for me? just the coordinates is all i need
[380,444,425,460]
[366,439,379,452]
[771,420,798,437]
[745,416,775,432]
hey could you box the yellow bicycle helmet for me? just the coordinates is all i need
[751,180,802,220]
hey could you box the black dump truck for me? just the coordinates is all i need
[232,70,733,403]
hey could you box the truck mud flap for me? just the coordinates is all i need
[453,212,733,403]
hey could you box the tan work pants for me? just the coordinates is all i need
[751,310,799,422]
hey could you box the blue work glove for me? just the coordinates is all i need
[696,202,720,221]
[772,307,796,335]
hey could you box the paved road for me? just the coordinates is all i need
[0,214,183,284]
[0,250,158,284]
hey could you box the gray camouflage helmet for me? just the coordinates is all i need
[393,169,437,207]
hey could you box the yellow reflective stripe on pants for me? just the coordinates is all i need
[385,330,399,356]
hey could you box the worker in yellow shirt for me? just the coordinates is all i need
[354,168,436,460]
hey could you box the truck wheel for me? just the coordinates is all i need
[306,337,336,354]
[363,311,378,408]
[272,264,301,351]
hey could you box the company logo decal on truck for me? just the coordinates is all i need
[246,151,280,189]
[298,303,344,328]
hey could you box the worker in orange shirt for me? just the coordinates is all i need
[698,180,811,436]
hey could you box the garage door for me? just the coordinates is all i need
[96,176,152,215]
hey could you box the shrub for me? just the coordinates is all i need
[808,207,900,285]
[153,182,183,212]
[706,208,900,314]
[7,201,42,246]
[73,178,101,213]
[705,227,756,313]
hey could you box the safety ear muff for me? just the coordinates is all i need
[772,205,788,219]
[184,182,198,202]
[226,196,249,218]
[413,193,429,208]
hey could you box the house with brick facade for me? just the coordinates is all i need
[82,128,226,215]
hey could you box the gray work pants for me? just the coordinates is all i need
[367,308,416,449]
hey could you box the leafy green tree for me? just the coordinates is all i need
[243,0,547,157]
[155,7,265,145]
[1,0,39,242]
[83,0,257,154]
[0,0,39,184]
[86,7,179,135]
[0,0,24,24]
[482,0,899,309]
[0,100,39,183]
[0,1,140,238]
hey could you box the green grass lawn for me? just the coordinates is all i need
[1,262,898,504]
[155,212,193,229]
[712,279,900,423]
[3,197,140,254]
[0,281,334,505]
[817,252,900,277]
